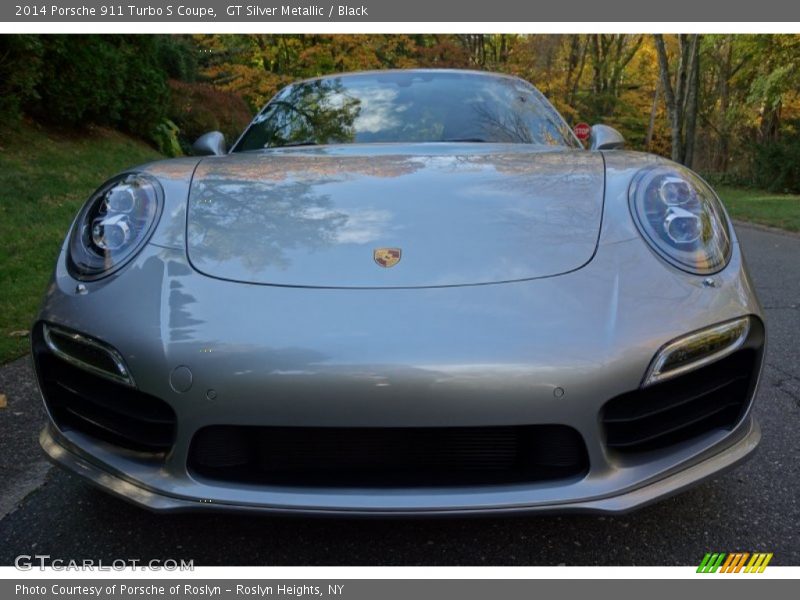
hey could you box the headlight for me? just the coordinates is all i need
[629,165,732,274]
[68,173,162,279]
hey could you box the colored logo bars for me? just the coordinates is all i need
[697,552,773,573]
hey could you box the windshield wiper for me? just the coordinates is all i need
[270,141,320,148]
[440,137,490,143]
[269,138,493,148]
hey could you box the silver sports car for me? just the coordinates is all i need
[35,69,765,515]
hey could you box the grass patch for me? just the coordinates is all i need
[717,186,800,233]
[0,121,162,364]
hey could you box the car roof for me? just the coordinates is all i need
[289,68,533,88]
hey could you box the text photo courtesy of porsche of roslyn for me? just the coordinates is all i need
[1,0,800,581]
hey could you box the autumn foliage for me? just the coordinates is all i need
[167,80,252,150]
[2,34,799,190]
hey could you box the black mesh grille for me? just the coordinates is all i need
[601,319,764,454]
[189,424,589,487]
[33,323,176,453]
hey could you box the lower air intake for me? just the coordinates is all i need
[189,424,589,487]
[33,322,176,453]
[602,317,764,454]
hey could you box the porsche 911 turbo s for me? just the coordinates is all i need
[34,69,765,515]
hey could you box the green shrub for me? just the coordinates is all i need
[27,36,169,136]
[0,35,44,118]
[33,36,126,127]
[752,129,800,193]
[156,35,199,82]
[2,34,236,150]
[116,38,170,134]
[152,119,183,157]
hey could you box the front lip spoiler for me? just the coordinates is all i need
[40,418,761,516]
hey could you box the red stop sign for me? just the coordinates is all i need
[573,122,592,141]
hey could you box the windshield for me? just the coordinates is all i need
[232,71,580,151]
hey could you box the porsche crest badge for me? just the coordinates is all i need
[374,247,402,268]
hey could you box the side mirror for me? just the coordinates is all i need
[192,131,226,156]
[589,124,625,151]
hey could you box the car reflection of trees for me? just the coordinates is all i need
[190,179,346,272]
[247,79,361,148]
[203,154,423,183]
[187,154,425,273]
[166,259,203,343]
[458,148,604,247]
[471,103,569,146]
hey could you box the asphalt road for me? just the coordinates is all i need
[0,223,798,566]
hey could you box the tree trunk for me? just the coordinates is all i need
[716,37,733,172]
[653,33,700,166]
[683,35,700,168]
[653,34,682,163]
[645,81,660,151]
[565,36,588,108]
[759,100,782,143]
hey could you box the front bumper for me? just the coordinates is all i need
[41,416,760,515]
[35,222,765,515]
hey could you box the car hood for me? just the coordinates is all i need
[186,144,605,288]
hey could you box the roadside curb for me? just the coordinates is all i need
[733,219,800,239]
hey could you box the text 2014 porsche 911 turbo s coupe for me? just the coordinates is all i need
[34,69,765,515]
